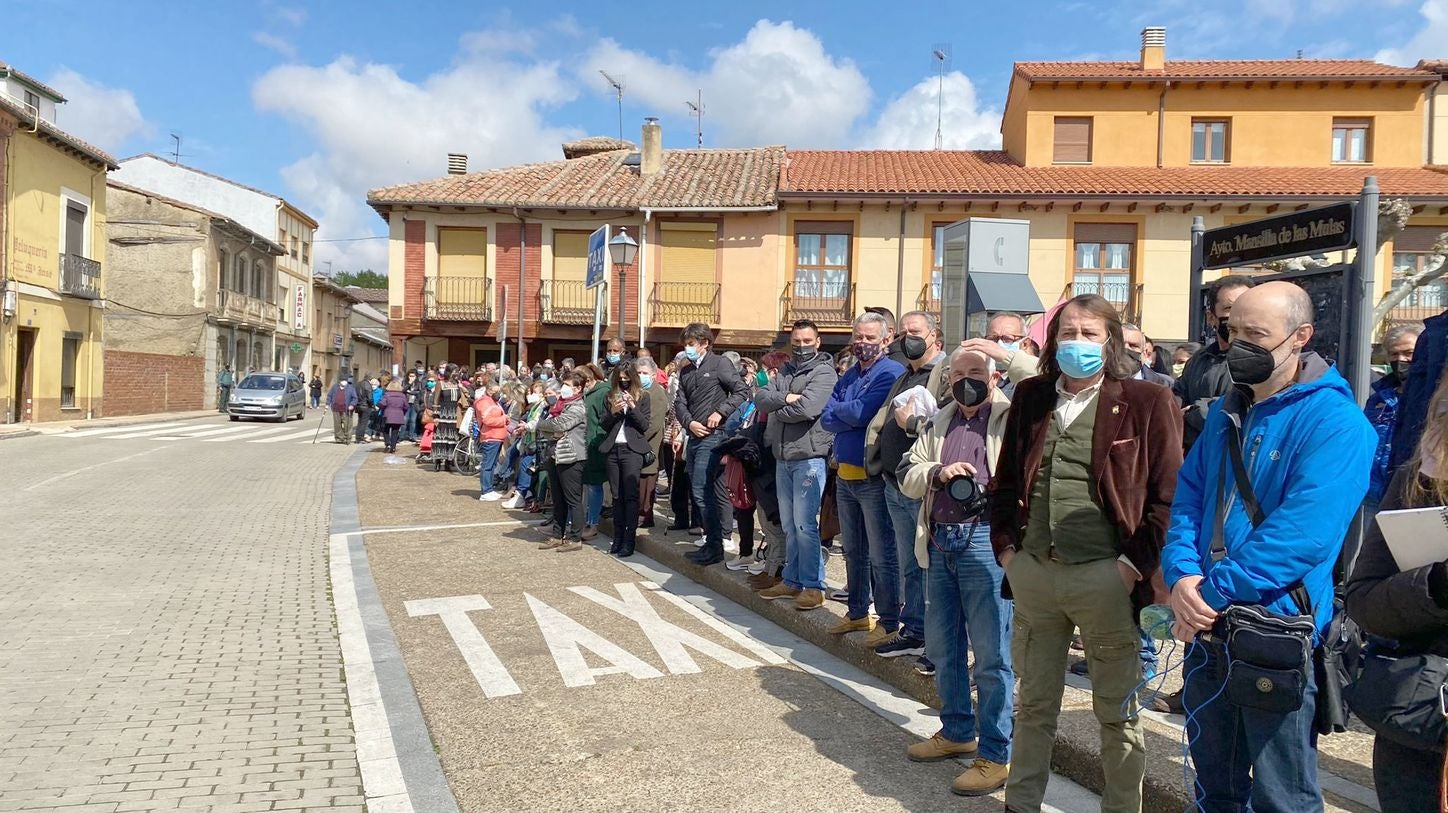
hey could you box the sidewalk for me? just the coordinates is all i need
[0,408,218,440]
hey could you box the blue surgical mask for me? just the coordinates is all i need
[606,353,621,364]
[683,345,702,362]
[1056,339,1105,379]
[640,375,653,389]
[997,340,1021,354]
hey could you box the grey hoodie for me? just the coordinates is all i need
[754,349,838,461]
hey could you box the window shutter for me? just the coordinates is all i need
[1073,223,1136,244]
[1395,226,1445,253]
[794,220,853,236]
[1054,118,1092,163]
[551,231,590,282]
[660,224,717,285]
[436,228,488,278]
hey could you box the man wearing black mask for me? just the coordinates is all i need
[1364,324,1420,509]
[1173,275,1256,450]
[865,310,952,663]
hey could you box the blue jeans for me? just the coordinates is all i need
[884,479,926,640]
[516,452,536,496]
[1183,634,1322,813]
[477,440,503,493]
[777,457,827,590]
[928,521,1014,764]
[495,443,518,485]
[686,431,731,552]
[586,483,604,527]
[837,475,898,629]
[401,404,418,440]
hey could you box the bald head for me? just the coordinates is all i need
[1234,281,1314,335]
[949,346,995,376]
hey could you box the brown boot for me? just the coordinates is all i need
[758,583,801,601]
[748,572,782,590]
[793,589,824,611]
[906,731,979,763]
[951,759,1008,796]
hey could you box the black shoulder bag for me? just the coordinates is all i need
[1213,389,1344,728]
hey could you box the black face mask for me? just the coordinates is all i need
[1127,349,1143,367]
[1391,360,1412,381]
[952,377,989,408]
[901,334,928,361]
[1226,335,1295,386]
[792,346,815,362]
[1216,318,1231,343]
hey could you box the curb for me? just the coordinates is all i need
[617,518,1197,813]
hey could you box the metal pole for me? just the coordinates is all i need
[591,282,605,363]
[1189,216,1206,345]
[517,218,526,369]
[1347,176,1380,404]
[498,285,508,369]
[619,268,628,352]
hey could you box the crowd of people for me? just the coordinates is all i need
[315,275,1442,812]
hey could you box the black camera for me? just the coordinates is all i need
[946,473,988,518]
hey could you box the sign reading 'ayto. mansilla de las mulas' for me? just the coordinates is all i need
[1203,201,1356,269]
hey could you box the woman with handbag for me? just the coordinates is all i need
[1346,371,1448,813]
[599,362,652,558]
[537,371,588,552]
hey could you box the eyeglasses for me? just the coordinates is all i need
[985,333,1023,343]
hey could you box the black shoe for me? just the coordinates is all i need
[639,517,655,529]
[875,635,926,659]
[914,656,936,677]
[615,546,635,558]
[608,542,622,555]
[665,522,689,532]
[1151,689,1186,715]
[1068,659,1089,677]
[686,549,724,566]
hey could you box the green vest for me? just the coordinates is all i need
[1021,396,1119,563]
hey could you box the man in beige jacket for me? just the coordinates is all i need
[897,346,1014,797]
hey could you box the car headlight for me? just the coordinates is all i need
[267,396,285,405]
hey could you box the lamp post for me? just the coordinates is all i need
[608,228,639,350]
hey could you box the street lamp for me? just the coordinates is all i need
[609,228,639,349]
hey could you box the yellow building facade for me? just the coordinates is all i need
[1,89,116,423]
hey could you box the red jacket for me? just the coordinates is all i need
[473,394,509,442]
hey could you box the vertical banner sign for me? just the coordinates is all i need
[293,285,307,331]
[588,225,609,362]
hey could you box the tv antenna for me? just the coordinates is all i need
[169,132,184,164]
[685,90,705,147]
[932,45,951,150]
[599,70,625,141]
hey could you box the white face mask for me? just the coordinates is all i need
[527,393,542,405]
[559,385,576,400]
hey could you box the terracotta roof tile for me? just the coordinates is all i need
[1014,59,1437,82]
[780,150,1448,199]
[561,136,636,159]
[343,286,389,304]
[0,59,66,101]
[368,146,784,212]
[0,94,116,169]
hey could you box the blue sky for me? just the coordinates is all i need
[6,0,1443,272]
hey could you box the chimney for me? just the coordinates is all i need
[446,153,468,175]
[1140,27,1166,71]
[641,117,662,177]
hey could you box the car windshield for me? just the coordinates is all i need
[239,375,286,390]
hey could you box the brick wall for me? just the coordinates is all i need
[103,350,205,416]
[495,222,543,325]
[404,219,426,320]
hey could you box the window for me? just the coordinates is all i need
[280,227,289,253]
[1191,119,1229,163]
[253,260,266,300]
[233,253,248,293]
[302,242,310,266]
[930,224,947,300]
[290,236,299,258]
[551,231,590,282]
[23,89,39,110]
[64,201,87,258]
[793,222,851,300]
[1053,117,1092,163]
[60,332,80,408]
[1388,227,1448,321]
[1332,118,1371,163]
[1072,223,1136,314]
[218,248,229,291]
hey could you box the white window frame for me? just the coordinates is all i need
[58,186,93,260]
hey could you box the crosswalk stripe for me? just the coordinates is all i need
[105,423,219,439]
[61,421,192,438]
[250,428,325,443]
[203,425,292,442]
[153,425,258,440]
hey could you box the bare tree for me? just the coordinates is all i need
[1372,198,1448,328]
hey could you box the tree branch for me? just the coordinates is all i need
[1373,252,1448,326]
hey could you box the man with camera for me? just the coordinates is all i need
[1162,282,1374,812]
[988,294,1182,813]
[897,346,1014,796]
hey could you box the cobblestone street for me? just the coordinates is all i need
[0,417,362,812]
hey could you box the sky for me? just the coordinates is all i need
[6,0,1446,274]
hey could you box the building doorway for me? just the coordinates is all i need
[13,328,36,423]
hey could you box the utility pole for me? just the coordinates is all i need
[170,133,182,164]
[686,90,705,148]
[600,71,625,141]
[932,46,951,150]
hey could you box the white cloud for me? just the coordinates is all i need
[252,31,297,59]
[579,20,872,147]
[252,50,580,272]
[273,5,306,27]
[1377,0,1448,64]
[862,72,1002,150]
[45,68,152,153]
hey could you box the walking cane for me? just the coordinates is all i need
[312,406,328,444]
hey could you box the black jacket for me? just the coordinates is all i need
[1171,341,1230,450]
[598,392,653,456]
[674,351,746,434]
[1346,468,1448,656]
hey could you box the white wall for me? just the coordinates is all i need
[111,156,277,240]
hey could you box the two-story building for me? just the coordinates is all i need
[102,181,285,414]
[0,61,115,423]
[110,155,318,375]
[371,28,1448,358]
[311,276,357,386]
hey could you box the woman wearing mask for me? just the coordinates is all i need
[599,362,653,557]
[1346,370,1448,813]
[379,378,408,453]
[538,371,589,551]
[581,364,610,541]
[505,382,549,511]
[474,383,510,501]
[637,357,669,529]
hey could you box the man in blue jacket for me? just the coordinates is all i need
[821,311,905,644]
[1163,282,1375,812]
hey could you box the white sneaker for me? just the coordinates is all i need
[480,491,504,502]
[502,493,523,509]
[693,536,707,548]
[747,559,769,575]
[675,537,697,546]
[725,555,754,572]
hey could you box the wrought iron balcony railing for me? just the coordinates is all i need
[59,253,101,299]
[425,276,493,321]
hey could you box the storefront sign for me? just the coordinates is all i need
[333,333,344,350]
[293,285,307,330]
[1202,202,1356,269]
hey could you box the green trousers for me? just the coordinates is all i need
[1004,552,1145,813]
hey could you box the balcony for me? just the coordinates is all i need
[781,280,855,329]
[1386,280,1448,327]
[916,285,941,326]
[539,279,601,325]
[425,276,492,321]
[216,289,271,327]
[59,253,101,299]
[649,281,720,326]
